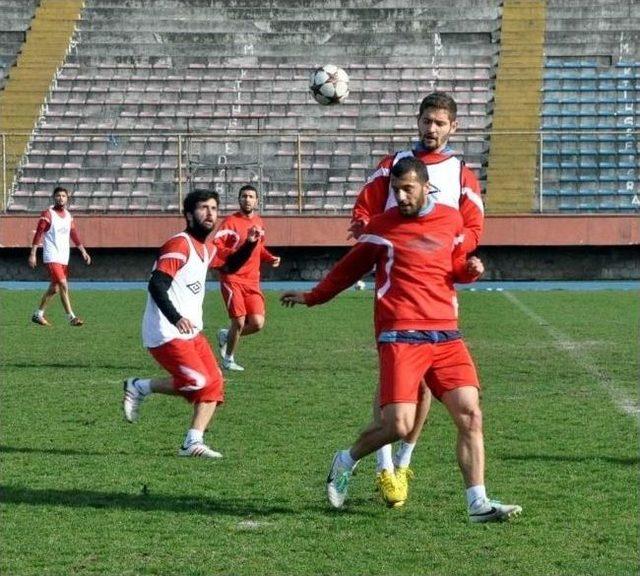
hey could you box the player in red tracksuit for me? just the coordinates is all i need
[214,184,281,372]
[28,186,91,326]
[282,157,521,522]
[349,92,486,504]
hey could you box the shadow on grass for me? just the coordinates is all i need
[1,362,142,370]
[0,444,107,457]
[0,484,296,517]
[0,485,378,518]
[501,453,639,466]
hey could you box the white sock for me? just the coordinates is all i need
[35,309,44,318]
[375,444,394,473]
[224,354,234,362]
[393,441,416,468]
[67,312,76,321]
[184,428,204,447]
[340,449,357,471]
[134,378,152,396]
[466,485,487,509]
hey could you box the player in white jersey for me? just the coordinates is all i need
[123,190,260,458]
[28,186,91,327]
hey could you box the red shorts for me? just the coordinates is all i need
[149,333,224,404]
[378,340,479,406]
[220,281,265,318]
[46,263,68,283]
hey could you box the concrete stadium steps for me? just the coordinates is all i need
[8,0,498,213]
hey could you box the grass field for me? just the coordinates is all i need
[1,288,638,576]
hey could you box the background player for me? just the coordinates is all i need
[28,186,91,327]
[214,184,281,371]
[349,92,485,501]
[282,157,521,522]
[123,189,260,458]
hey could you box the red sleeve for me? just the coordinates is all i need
[351,155,394,227]
[260,244,277,263]
[451,245,481,284]
[458,165,484,253]
[155,236,189,278]
[31,210,51,246]
[70,219,83,246]
[304,241,383,306]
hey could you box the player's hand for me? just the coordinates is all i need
[280,291,306,307]
[347,219,365,240]
[272,256,281,268]
[82,251,92,265]
[246,226,261,243]
[175,317,196,334]
[28,253,37,269]
[466,256,484,277]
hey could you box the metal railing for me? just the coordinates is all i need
[1,129,638,214]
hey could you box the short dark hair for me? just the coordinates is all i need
[418,92,457,121]
[183,189,219,215]
[238,184,258,200]
[52,186,68,196]
[390,156,429,183]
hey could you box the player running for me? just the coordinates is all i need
[28,186,91,327]
[214,184,281,371]
[282,157,521,522]
[123,189,260,458]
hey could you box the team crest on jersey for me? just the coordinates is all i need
[186,281,203,294]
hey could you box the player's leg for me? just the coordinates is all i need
[327,402,416,509]
[240,287,266,336]
[223,315,246,371]
[435,340,521,522]
[218,281,246,370]
[242,313,264,335]
[32,265,62,325]
[122,376,175,422]
[179,335,224,457]
[327,342,427,509]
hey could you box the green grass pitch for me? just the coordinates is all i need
[1,288,638,575]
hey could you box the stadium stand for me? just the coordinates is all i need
[540,0,639,212]
[3,0,498,213]
[1,0,637,214]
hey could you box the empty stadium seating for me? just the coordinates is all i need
[4,0,498,213]
[540,1,639,212]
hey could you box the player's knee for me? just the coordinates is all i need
[248,316,265,331]
[389,414,414,438]
[458,406,483,434]
[232,316,245,330]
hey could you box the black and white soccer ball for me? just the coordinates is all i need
[309,64,349,105]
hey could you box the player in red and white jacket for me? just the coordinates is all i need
[28,186,91,327]
[282,157,521,522]
[213,184,281,372]
[349,92,485,500]
[123,189,260,459]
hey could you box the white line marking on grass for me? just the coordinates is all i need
[503,291,640,425]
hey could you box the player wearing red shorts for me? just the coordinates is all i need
[214,184,281,371]
[281,157,521,522]
[349,92,485,506]
[28,186,91,327]
[122,190,259,458]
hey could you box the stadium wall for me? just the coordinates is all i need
[1,215,639,281]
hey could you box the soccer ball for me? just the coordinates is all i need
[354,280,366,291]
[309,64,349,105]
